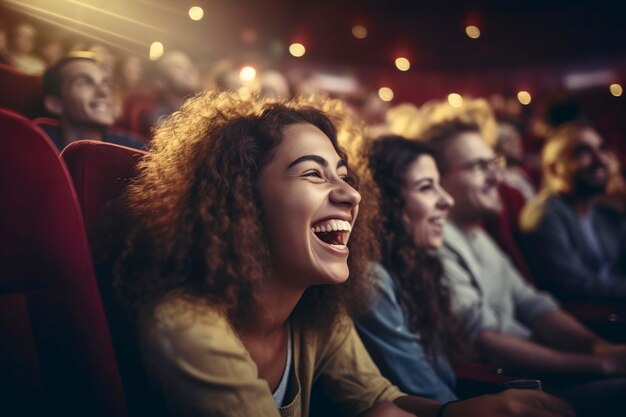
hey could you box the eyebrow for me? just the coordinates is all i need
[411,177,433,187]
[286,155,347,170]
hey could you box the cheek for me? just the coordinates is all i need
[264,191,316,249]
[403,199,429,232]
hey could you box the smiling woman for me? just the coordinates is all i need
[103,91,412,417]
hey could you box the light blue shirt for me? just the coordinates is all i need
[355,263,457,403]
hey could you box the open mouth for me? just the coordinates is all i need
[91,101,111,113]
[311,219,351,249]
[428,216,445,226]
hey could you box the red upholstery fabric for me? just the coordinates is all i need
[115,90,158,139]
[484,182,533,282]
[32,117,60,128]
[0,64,43,117]
[0,109,128,417]
[61,141,161,417]
[61,140,146,238]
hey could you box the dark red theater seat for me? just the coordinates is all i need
[61,140,146,238]
[0,109,127,417]
[61,141,164,417]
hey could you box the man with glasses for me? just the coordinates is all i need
[423,117,626,416]
[520,122,626,302]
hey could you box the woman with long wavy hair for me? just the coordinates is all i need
[356,136,474,400]
[107,92,572,417]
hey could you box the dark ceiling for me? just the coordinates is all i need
[194,0,626,71]
[2,0,625,71]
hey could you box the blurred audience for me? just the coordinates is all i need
[149,50,202,123]
[0,27,10,64]
[38,33,65,68]
[6,22,45,74]
[41,52,144,150]
[88,44,117,75]
[419,111,626,416]
[520,122,626,301]
[256,69,291,99]
[495,119,536,201]
[601,149,626,214]
[117,54,144,92]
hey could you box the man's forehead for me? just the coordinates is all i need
[61,60,102,80]
[445,131,493,163]
[566,128,603,152]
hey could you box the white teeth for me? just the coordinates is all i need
[312,219,352,233]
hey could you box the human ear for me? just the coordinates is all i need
[43,96,63,116]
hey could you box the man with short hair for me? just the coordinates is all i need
[41,52,144,151]
[520,122,626,301]
[423,117,626,416]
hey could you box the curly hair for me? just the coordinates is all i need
[107,90,378,331]
[366,135,468,363]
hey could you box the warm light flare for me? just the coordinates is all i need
[448,93,463,108]
[188,6,204,21]
[149,41,164,61]
[465,25,481,39]
[289,43,306,57]
[378,87,394,102]
[395,57,411,71]
[239,66,257,84]
[352,25,367,39]
[610,83,623,97]
[517,91,532,105]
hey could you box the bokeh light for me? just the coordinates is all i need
[149,41,164,61]
[610,83,623,97]
[465,25,481,39]
[289,43,306,57]
[352,25,367,39]
[188,6,204,21]
[378,87,394,102]
[239,66,257,84]
[395,57,411,71]
[517,90,532,105]
[448,93,463,107]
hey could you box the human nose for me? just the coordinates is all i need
[330,180,361,208]
[484,159,503,183]
[436,186,454,210]
[591,147,609,166]
[95,81,111,97]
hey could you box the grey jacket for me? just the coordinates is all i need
[440,224,558,342]
[520,193,626,301]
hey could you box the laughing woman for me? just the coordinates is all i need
[355,136,464,402]
[109,92,572,417]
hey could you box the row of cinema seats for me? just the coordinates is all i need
[0,107,151,417]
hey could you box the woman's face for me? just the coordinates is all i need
[401,155,454,249]
[259,123,361,288]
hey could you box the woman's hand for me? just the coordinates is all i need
[444,390,575,417]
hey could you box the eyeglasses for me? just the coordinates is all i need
[448,155,504,175]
